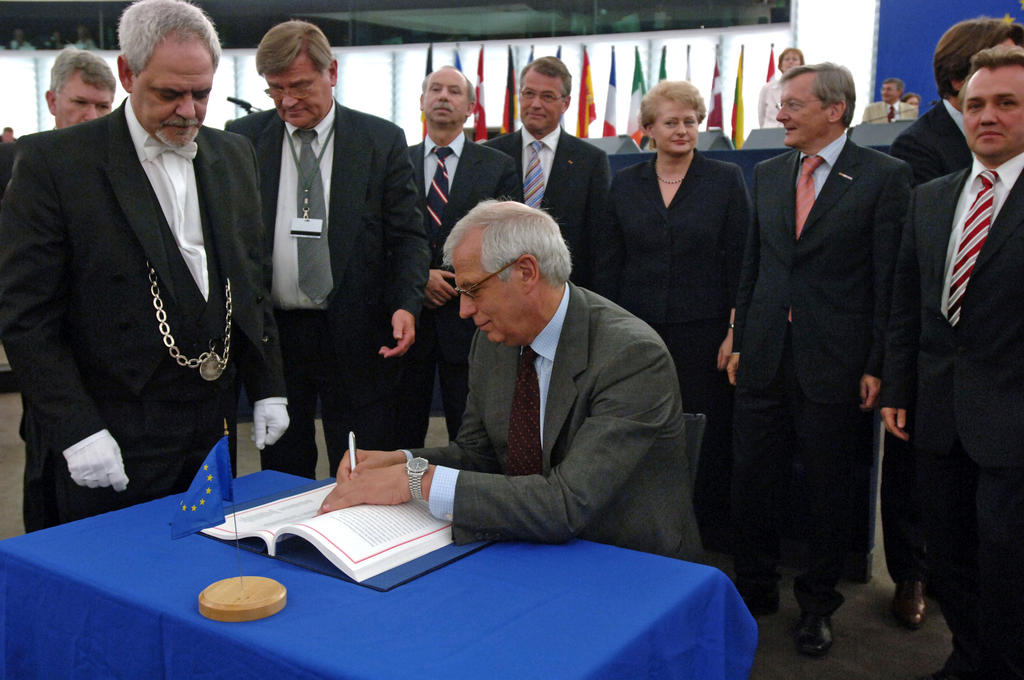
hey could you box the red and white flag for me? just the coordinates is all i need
[706,55,723,130]
[473,46,486,141]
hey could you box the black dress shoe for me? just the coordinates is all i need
[892,579,926,629]
[793,612,832,657]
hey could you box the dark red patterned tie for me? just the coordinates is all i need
[506,346,542,476]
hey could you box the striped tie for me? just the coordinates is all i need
[523,140,545,208]
[426,146,453,230]
[947,170,998,326]
[795,154,824,238]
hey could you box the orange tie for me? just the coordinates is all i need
[795,155,824,239]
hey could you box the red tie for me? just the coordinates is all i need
[506,346,542,476]
[887,105,895,123]
[947,170,998,326]
[795,155,824,238]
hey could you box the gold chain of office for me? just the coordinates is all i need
[147,264,232,381]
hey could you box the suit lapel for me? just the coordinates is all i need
[801,137,858,236]
[447,137,480,220]
[104,105,176,299]
[193,129,231,284]
[327,104,365,281]
[928,170,968,281]
[542,285,586,463]
[542,131,573,213]
[409,142,427,201]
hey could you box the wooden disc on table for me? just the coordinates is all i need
[198,576,286,622]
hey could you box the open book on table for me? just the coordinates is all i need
[202,480,458,584]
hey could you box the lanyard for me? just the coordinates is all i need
[285,124,336,218]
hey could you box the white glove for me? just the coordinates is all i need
[62,429,129,492]
[252,397,289,450]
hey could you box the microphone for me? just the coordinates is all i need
[227,97,258,114]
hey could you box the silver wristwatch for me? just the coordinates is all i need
[407,457,428,501]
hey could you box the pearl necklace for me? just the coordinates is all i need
[656,173,684,184]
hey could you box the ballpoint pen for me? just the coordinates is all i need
[348,431,356,473]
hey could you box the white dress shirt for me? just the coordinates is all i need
[423,132,466,194]
[125,102,208,299]
[271,103,336,310]
[521,126,561,185]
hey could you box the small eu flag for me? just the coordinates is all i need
[170,436,233,539]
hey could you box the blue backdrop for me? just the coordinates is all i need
[876,0,1023,109]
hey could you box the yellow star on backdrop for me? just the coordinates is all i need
[1003,12,1016,24]
[191,505,197,512]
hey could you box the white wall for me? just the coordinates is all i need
[0,5,879,147]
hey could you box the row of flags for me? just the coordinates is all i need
[423,43,784,150]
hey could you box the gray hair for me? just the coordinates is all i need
[782,62,856,128]
[444,200,572,286]
[50,47,116,95]
[118,0,221,74]
[422,65,476,107]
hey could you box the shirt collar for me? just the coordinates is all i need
[968,149,1024,192]
[125,100,198,162]
[528,284,570,363]
[424,131,466,159]
[522,126,561,152]
[802,131,846,168]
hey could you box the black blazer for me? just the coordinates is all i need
[889,102,972,187]
[407,136,519,362]
[0,141,14,201]
[883,168,1024,466]
[592,151,749,324]
[484,129,610,289]
[733,138,912,403]
[0,104,285,451]
[227,105,429,403]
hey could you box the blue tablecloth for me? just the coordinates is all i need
[0,471,757,679]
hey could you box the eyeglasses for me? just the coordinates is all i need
[520,89,565,104]
[265,83,316,101]
[776,97,822,113]
[453,259,518,299]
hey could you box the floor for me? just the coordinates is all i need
[0,390,953,679]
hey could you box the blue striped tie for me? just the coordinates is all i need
[523,140,545,208]
[426,146,453,230]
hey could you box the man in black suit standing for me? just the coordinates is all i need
[883,45,1024,680]
[395,66,518,446]
[227,21,427,478]
[484,56,610,289]
[883,15,1023,632]
[0,0,289,528]
[727,62,911,656]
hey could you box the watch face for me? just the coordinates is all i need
[408,457,428,474]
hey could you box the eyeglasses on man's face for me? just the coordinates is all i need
[776,97,822,113]
[519,88,565,104]
[453,259,518,299]
[265,82,316,101]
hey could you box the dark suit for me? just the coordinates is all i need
[890,102,971,187]
[731,137,912,615]
[0,141,14,201]
[395,137,518,446]
[227,105,428,476]
[593,152,749,541]
[883,168,1024,678]
[0,104,285,527]
[416,284,702,560]
[484,129,610,289]
[881,100,970,590]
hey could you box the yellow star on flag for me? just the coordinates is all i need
[191,505,197,512]
[199,498,205,506]
[1003,13,1016,24]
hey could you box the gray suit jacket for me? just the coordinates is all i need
[415,284,701,560]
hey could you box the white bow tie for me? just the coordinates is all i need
[143,136,198,161]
